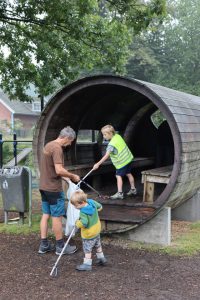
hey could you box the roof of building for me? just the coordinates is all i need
[0,90,40,116]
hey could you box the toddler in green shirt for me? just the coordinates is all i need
[71,190,107,271]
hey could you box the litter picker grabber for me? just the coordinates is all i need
[50,226,76,277]
[75,167,109,199]
[63,168,110,200]
[50,169,94,277]
[76,168,94,187]
[81,179,110,200]
[62,168,94,188]
[81,180,101,197]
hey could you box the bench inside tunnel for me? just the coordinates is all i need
[66,142,156,192]
[141,165,173,203]
[66,156,155,177]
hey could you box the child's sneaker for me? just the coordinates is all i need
[96,257,107,265]
[38,241,55,254]
[110,192,124,200]
[76,258,92,271]
[126,188,137,196]
[76,263,92,271]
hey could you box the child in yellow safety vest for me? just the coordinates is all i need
[93,125,137,200]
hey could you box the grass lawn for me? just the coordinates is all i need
[109,220,200,256]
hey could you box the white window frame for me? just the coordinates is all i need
[32,101,41,112]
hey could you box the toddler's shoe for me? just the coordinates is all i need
[76,264,92,271]
[96,257,107,265]
[110,192,124,200]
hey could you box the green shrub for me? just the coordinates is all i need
[2,142,13,165]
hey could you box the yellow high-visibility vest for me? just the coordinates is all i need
[109,134,133,169]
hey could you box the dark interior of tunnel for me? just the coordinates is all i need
[43,83,174,208]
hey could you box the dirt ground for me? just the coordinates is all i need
[1,233,200,300]
[1,189,200,299]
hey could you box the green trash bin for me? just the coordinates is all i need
[0,166,32,225]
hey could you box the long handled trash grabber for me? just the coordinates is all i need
[81,179,110,200]
[50,226,76,277]
[77,169,110,200]
[81,180,101,197]
[76,168,94,187]
[50,170,94,277]
[62,168,94,188]
[74,168,103,198]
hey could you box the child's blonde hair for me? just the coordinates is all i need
[70,190,87,205]
[101,125,115,135]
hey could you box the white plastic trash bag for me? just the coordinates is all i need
[65,179,81,237]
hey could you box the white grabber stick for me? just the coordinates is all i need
[76,168,94,188]
[50,226,76,277]
[62,169,94,189]
[62,168,94,188]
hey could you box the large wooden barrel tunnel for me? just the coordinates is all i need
[33,75,200,233]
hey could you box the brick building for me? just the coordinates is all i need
[0,90,41,137]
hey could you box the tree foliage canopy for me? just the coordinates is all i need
[0,0,166,101]
[127,0,200,96]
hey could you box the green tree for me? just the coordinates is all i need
[155,0,200,95]
[0,119,12,135]
[126,33,160,80]
[127,0,200,96]
[0,0,166,101]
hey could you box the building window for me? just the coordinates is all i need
[77,130,99,143]
[32,102,41,112]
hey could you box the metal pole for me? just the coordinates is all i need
[92,130,95,142]
[4,211,8,225]
[40,95,44,111]
[24,166,32,227]
[13,133,17,166]
[0,133,3,168]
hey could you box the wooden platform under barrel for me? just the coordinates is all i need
[90,194,156,225]
[65,153,171,228]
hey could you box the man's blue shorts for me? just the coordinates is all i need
[40,190,66,217]
[116,162,133,176]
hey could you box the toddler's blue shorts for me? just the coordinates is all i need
[116,162,133,176]
[40,190,66,217]
[82,235,101,254]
